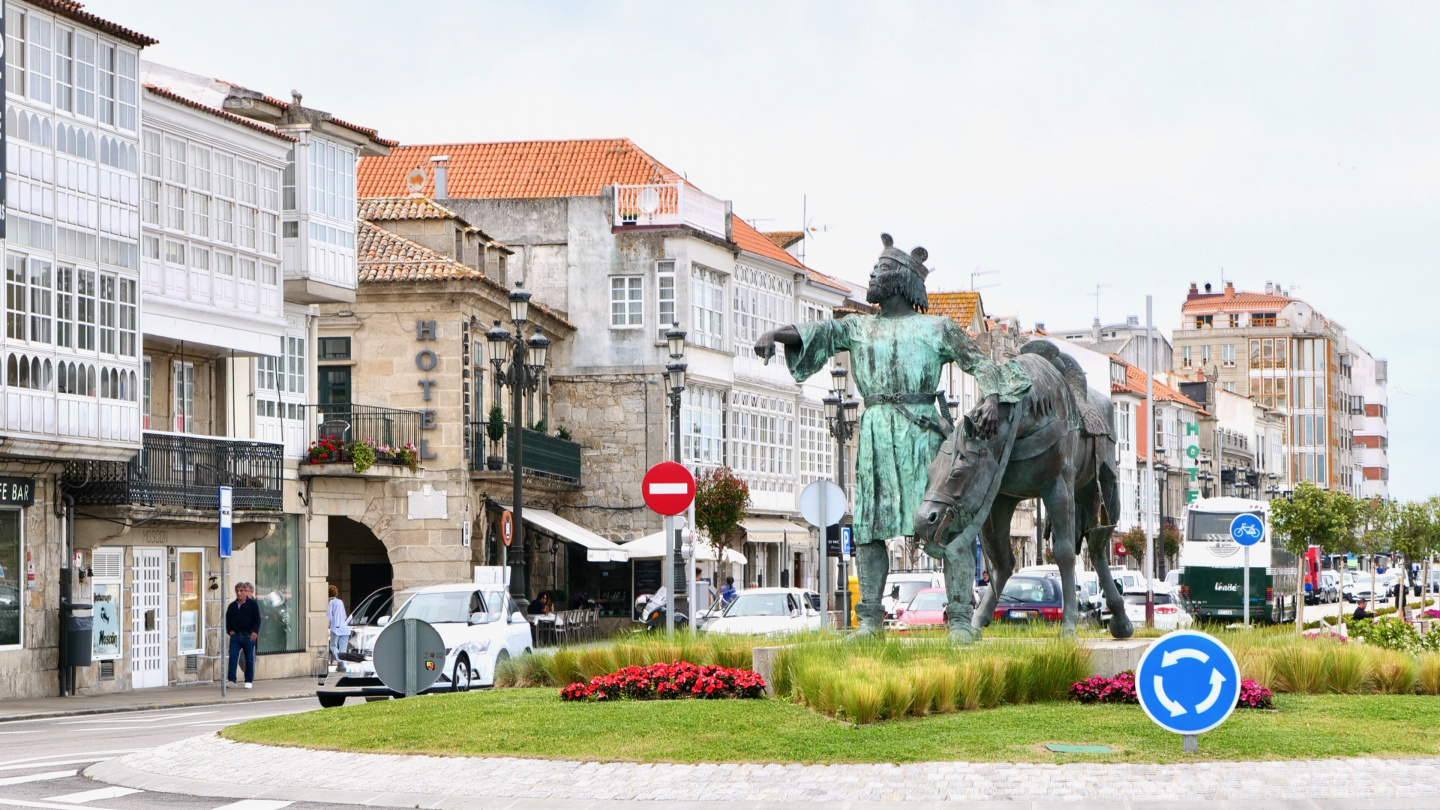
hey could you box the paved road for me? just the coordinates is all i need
[0,698,358,810]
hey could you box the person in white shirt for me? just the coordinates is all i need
[326,585,349,670]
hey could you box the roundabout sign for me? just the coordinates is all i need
[1135,630,1241,750]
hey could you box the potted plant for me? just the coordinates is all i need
[556,425,572,442]
[375,443,397,463]
[485,403,506,471]
[308,435,343,465]
[349,438,377,474]
[395,442,420,473]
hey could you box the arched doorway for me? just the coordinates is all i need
[328,516,393,608]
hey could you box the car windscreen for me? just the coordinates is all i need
[892,581,930,605]
[349,590,392,626]
[999,577,1054,603]
[392,591,479,624]
[906,592,947,612]
[725,593,792,618]
[1123,593,1174,605]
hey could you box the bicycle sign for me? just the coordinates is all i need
[1229,513,1264,547]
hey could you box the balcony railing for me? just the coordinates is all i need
[306,404,422,452]
[470,423,582,484]
[63,431,283,511]
[613,183,727,239]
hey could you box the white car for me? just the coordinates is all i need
[704,587,823,636]
[340,583,532,689]
[883,572,944,617]
[1121,586,1193,631]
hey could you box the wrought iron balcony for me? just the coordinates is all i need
[470,423,582,484]
[305,404,422,453]
[63,431,283,511]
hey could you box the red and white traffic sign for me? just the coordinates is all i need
[642,461,695,516]
[501,510,514,547]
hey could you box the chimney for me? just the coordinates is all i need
[1035,321,1045,332]
[1224,281,1234,294]
[1126,315,1139,326]
[430,155,450,199]
[1264,281,1273,295]
[1092,317,1101,342]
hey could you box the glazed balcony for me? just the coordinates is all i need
[63,431,283,511]
[470,423,582,484]
[613,183,728,240]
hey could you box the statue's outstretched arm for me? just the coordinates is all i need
[755,325,801,363]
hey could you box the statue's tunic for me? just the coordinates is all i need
[785,313,1031,545]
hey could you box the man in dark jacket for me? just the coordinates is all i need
[226,582,262,688]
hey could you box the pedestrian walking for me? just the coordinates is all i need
[326,584,349,671]
[720,576,738,608]
[226,582,262,689]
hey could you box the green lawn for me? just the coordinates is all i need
[225,688,1440,765]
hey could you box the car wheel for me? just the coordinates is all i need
[318,693,346,709]
[452,655,472,693]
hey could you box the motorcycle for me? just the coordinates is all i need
[634,587,688,632]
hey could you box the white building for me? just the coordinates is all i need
[0,0,153,700]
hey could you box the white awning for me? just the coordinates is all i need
[521,509,629,562]
[622,530,747,565]
[741,516,811,545]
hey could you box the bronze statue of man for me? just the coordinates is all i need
[757,234,1031,637]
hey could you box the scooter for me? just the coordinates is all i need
[634,587,688,632]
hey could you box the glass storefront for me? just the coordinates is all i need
[177,550,203,653]
[256,515,301,653]
[0,511,20,647]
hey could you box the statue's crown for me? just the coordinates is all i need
[880,233,929,280]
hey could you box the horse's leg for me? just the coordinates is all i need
[1043,466,1080,640]
[1087,448,1133,639]
[974,502,1016,632]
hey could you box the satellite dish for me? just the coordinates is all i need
[405,168,428,194]
[637,187,660,215]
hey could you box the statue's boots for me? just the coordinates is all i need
[945,601,980,644]
[853,602,887,639]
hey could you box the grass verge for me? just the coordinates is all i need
[225,688,1440,764]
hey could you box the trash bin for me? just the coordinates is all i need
[65,614,94,668]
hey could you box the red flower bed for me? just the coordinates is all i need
[1070,670,1273,709]
[559,660,766,702]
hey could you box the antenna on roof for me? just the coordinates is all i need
[800,194,832,266]
[970,267,1000,291]
[1090,283,1111,321]
[405,166,428,197]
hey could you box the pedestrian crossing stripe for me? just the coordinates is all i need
[44,787,141,804]
[0,771,77,787]
[210,802,293,810]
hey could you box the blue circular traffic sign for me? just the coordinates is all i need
[1229,513,1264,547]
[1135,630,1241,736]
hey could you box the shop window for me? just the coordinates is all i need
[91,547,122,658]
[256,515,301,654]
[177,550,203,654]
[0,511,20,647]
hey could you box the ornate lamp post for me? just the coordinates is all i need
[1154,450,1170,580]
[663,325,687,633]
[1197,453,1214,498]
[825,367,859,628]
[485,282,550,600]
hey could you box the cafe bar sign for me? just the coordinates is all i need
[0,477,35,507]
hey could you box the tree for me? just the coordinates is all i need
[1271,481,1354,631]
[693,467,751,563]
[1352,497,1394,620]
[1392,499,1440,613]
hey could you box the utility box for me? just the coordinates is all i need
[65,614,94,668]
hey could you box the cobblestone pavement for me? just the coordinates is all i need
[100,734,1440,804]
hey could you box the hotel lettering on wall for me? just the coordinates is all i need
[415,321,439,460]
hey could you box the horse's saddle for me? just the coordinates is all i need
[1019,342,1111,438]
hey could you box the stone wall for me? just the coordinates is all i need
[0,472,63,701]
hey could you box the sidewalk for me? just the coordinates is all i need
[87,734,1440,809]
[0,676,317,722]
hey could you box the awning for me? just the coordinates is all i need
[521,509,629,562]
[623,530,747,565]
[741,516,811,545]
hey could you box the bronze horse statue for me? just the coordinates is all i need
[912,342,1133,641]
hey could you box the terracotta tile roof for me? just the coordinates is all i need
[143,86,296,143]
[928,291,983,329]
[1111,357,1204,410]
[762,231,804,250]
[1182,289,1293,313]
[357,139,684,200]
[358,197,463,222]
[730,217,850,293]
[29,1,156,46]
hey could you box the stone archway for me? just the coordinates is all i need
[328,516,393,608]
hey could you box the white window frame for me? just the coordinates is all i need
[609,276,643,328]
[173,360,194,434]
[655,260,676,337]
[681,385,726,470]
[690,263,726,350]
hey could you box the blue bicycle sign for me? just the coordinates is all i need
[1229,513,1264,547]
[1136,630,1241,736]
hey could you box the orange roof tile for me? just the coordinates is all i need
[31,1,156,46]
[1110,357,1204,410]
[731,217,850,293]
[928,291,984,329]
[357,139,683,200]
[358,197,463,222]
[1181,289,1293,313]
[762,231,804,250]
[144,86,296,143]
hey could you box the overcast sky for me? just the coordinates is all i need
[90,0,1439,501]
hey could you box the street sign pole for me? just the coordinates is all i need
[1243,546,1251,629]
[1229,513,1264,629]
[664,514,675,635]
[818,478,827,628]
[218,486,232,697]
[642,462,696,637]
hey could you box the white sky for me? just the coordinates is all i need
[88,0,1439,500]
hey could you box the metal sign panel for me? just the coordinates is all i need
[642,462,696,516]
[373,618,445,696]
[0,477,34,507]
[218,487,233,558]
[1229,513,1264,547]
[798,480,846,528]
[1136,630,1241,736]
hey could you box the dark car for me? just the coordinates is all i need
[991,575,1064,622]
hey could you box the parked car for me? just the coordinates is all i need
[1020,564,1104,621]
[883,571,944,618]
[705,587,823,636]
[1120,585,1193,631]
[1309,571,1340,604]
[991,574,1065,623]
[336,583,531,690]
[340,586,394,665]
[893,587,948,631]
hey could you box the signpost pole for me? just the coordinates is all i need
[818,476,828,630]
[404,618,417,698]
[1183,734,1198,753]
[218,486,233,698]
[220,557,227,698]
[664,514,675,635]
[1243,546,1251,629]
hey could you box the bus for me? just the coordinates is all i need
[1177,496,1299,624]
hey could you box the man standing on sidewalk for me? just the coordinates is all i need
[226,582,262,689]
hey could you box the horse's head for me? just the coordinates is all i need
[913,419,996,545]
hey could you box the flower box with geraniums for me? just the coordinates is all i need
[395,443,420,473]
[308,436,344,465]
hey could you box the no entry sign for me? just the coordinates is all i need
[642,461,695,516]
[501,510,514,546]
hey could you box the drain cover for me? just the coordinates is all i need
[1045,743,1114,754]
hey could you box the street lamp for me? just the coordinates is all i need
[486,282,550,600]
[826,367,860,629]
[1154,449,1170,579]
[663,324,687,634]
